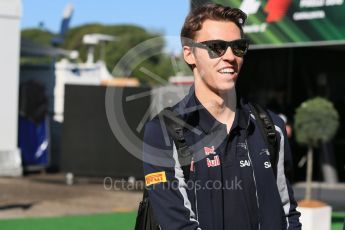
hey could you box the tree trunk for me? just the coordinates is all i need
[305,146,313,200]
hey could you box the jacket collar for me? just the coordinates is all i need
[177,85,253,134]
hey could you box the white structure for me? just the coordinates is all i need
[0,0,23,176]
[54,59,113,122]
[54,33,115,122]
[83,33,116,64]
[298,205,332,230]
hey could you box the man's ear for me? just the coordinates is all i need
[183,46,196,66]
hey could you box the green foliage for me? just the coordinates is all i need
[294,97,339,148]
[20,29,56,65]
[62,24,178,84]
[21,29,55,45]
[21,24,189,84]
[20,56,52,65]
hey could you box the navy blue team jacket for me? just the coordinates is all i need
[143,86,301,230]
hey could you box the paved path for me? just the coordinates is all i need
[1,174,344,220]
[0,173,142,219]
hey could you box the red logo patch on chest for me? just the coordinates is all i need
[204,146,216,155]
[207,155,220,168]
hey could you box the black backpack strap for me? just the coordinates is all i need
[249,103,278,178]
[135,108,193,230]
[159,107,193,180]
[135,189,160,230]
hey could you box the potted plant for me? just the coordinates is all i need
[294,97,339,230]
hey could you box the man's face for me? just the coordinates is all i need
[184,19,244,93]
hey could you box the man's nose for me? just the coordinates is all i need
[221,46,236,61]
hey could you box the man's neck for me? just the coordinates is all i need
[195,81,237,133]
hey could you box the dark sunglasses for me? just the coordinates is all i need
[188,39,249,58]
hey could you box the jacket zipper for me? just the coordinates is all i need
[245,139,261,230]
[193,158,199,222]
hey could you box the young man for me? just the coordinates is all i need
[143,3,301,230]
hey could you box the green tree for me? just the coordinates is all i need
[21,29,56,65]
[21,28,55,45]
[62,24,178,84]
[21,24,187,85]
[294,97,339,200]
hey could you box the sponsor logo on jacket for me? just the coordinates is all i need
[190,159,195,172]
[240,160,251,167]
[204,146,216,155]
[207,155,220,167]
[264,161,272,168]
[145,171,167,186]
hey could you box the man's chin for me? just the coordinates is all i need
[217,81,236,92]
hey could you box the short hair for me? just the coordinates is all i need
[180,3,247,46]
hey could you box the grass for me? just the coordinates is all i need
[0,212,137,230]
[0,211,343,230]
[332,212,345,230]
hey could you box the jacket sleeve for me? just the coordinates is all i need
[276,120,302,230]
[142,119,201,230]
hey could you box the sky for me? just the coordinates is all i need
[21,0,191,53]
